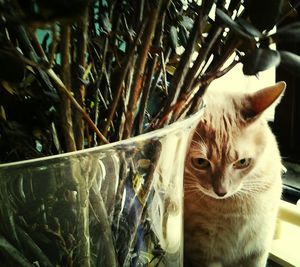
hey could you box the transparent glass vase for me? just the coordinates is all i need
[0,109,203,267]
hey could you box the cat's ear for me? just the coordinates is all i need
[242,81,286,121]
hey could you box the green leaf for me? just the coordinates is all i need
[178,25,188,47]
[169,26,178,50]
[236,18,262,38]
[273,22,300,43]
[180,16,194,31]
[244,0,283,31]
[216,9,253,39]
[280,51,300,76]
[242,48,281,75]
[100,14,112,32]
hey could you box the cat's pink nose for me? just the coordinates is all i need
[214,187,227,197]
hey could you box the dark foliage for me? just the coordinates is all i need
[0,0,299,163]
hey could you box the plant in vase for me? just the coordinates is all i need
[0,0,300,266]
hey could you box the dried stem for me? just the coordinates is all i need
[16,226,53,267]
[90,188,118,267]
[181,26,224,96]
[60,24,91,267]
[136,3,167,135]
[123,141,162,266]
[93,38,109,146]
[60,25,77,152]
[15,25,57,93]
[173,59,239,121]
[73,7,89,150]
[74,167,91,267]
[28,26,58,69]
[137,57,158,135]
[47,69,109,144]
[186,39,242,115]
[167,26,224,122]
[157,5,203,125]
[0,234,32,267]
[102,20,147,139]
[122,0,163,139]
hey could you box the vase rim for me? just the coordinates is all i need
[0,106,204,169]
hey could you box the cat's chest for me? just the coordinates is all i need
[184,196,259,262]
[184,194,264,243]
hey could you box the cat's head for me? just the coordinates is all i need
[185,81,286,199]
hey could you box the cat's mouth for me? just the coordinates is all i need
[198,184,235,200]
[208,191,231,200]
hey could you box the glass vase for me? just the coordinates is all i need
[0,109,203,267]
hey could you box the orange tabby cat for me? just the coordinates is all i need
[184,82,286,267]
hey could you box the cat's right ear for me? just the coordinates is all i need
[242,81,286,121]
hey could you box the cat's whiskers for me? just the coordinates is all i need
[241,181,272,191]
[185,180,202,189]
[237,186,268,195]
[184,186,203,196]
[185,188,200,194]
[234,189,253,198]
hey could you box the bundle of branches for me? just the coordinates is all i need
[0,0,299,162]
[0,1,300,267]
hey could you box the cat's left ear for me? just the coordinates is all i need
[243,81,286,121]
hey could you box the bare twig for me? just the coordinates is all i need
[73,7,89,150]
[156,4,204,126]
[90,188,118,267]
[102,20,148,139]
[28,26,58,69]
[153,57,239,129]
[122,0,163,139]
[165,36,241,124]
[137,56,158,135]
[173,59,239,121]
[60,25,77,152]
[0,235,32,267]
[47,69,109,144]
[73,165,91,267]
[181,26,224,95]
[136,2,167,135]
[122,140,162,266]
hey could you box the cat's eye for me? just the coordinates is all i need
[233,158,251,169]
[192,158,210,169]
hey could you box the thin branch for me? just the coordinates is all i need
[187,84,208,115]
[73,7,89,150]
[60,25,77,152]
[159,6,203,116]
[136,3,167,135]
[122,141,162,266]
[89,188,118,267]
[29,26,58,69]
[172,59,239,121]
[153,57,239,128]
[102,20,148,139]
[137,56,158,135]
[47,69,109,144]
[14,25,57,93]
[122,0,163,139]
[181,26,224,95]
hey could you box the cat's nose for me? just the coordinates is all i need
[214,187,227,197]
